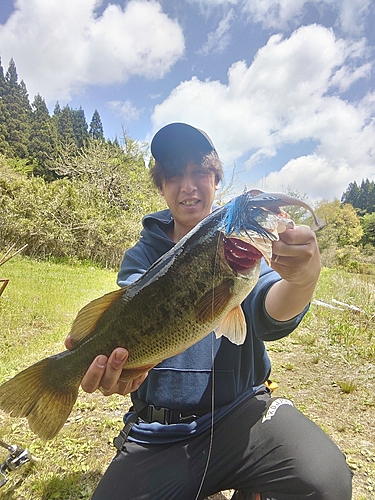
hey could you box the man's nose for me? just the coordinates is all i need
[180,174,196,192]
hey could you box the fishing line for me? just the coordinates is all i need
[193,233,221,500]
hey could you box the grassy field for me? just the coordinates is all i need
[0,257,374,499]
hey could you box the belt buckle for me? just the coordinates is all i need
[147,405,172,424]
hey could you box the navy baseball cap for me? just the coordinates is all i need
[151,123,216,162]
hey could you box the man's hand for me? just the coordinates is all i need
[266,225,321,321]
[65,336,148,396]
[271,225,321,287]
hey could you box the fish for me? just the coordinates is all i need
[0,190,323,440]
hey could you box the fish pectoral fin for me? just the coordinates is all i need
[69,288,126,344]
[195,279,233,323]
[215,305,247,345]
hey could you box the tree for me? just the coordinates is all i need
[1,58,31,158]
[315,199,363,250]
[71,107,89,148]
[29,94,59,179]
[49,132,161,214]
[0,58,8,155]
[56,105,77,147]
[0,57,5,95]
[53,101,61,117]
[341,179,375,214]
[89,109,104,140]
[361,213,375,246]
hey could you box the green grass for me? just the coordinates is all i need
[0,258,374,499]
[0,256,122,499]
[0,256,117,376]
[302,267,375,360]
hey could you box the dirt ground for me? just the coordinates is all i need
[207,332,375,500]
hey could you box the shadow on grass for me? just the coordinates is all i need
[0,470,103,500]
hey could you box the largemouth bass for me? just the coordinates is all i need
[0,190,323,440]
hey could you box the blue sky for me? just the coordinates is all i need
[0,0,374,202]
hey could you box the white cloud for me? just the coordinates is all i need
[241,0,306,29]
[198,8,235,55]
[259,155,355,202]
[187,0,238,8]
[185,0,374,35]
[0,0,185,102]
[151,24,374,201]
[338,0,372,35]
[107,100,143,121]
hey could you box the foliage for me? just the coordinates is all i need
[312,199,375,273]
[49,134,162,214]
[0,153,165,268]
[29,94,59,179]
[0,58,104,177]
[0,58,31,159]
[341,179,375,215]
[361,212,375,246]
[315,199,363,250]
[89,110,104,141]
[72,107,89,148]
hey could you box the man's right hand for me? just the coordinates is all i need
[65,336,148,396]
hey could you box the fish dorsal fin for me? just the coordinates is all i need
[215,305,247,345]
[195,279,233,323]
[69,288,125,344]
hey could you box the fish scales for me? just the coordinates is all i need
[0,190,323,439]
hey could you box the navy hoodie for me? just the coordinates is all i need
[117,208,308,443]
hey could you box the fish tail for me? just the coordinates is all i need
[0,357,79,440]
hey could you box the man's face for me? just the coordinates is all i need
[160,161,218,236]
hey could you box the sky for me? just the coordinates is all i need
[0,0,374,203]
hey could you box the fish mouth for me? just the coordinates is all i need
[223,236,264,275]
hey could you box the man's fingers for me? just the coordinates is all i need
[65,334,75,350]
[78,348,145,397]
[81,355,108,393]
[97,348,128,391]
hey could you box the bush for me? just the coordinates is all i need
[0,155,165,268]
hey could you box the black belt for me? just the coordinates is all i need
[113,404,210,451]
[138,404,209,425]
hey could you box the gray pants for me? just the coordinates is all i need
[92,392,353,500]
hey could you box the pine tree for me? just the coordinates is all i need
[29,94,59,179]
[341,181,360,207]
[342,179,375,214]
[359,179,375,213]
[0,57,8,155]
[1,58,31,158]
[71,107,89,148]
[89,109,104,140]
[53,101,61,117]
[57,105,77,147]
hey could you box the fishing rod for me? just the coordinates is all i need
[0,439,39,488]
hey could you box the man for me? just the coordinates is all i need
[66,123,352,499]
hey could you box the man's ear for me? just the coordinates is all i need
[159,188,164,197]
